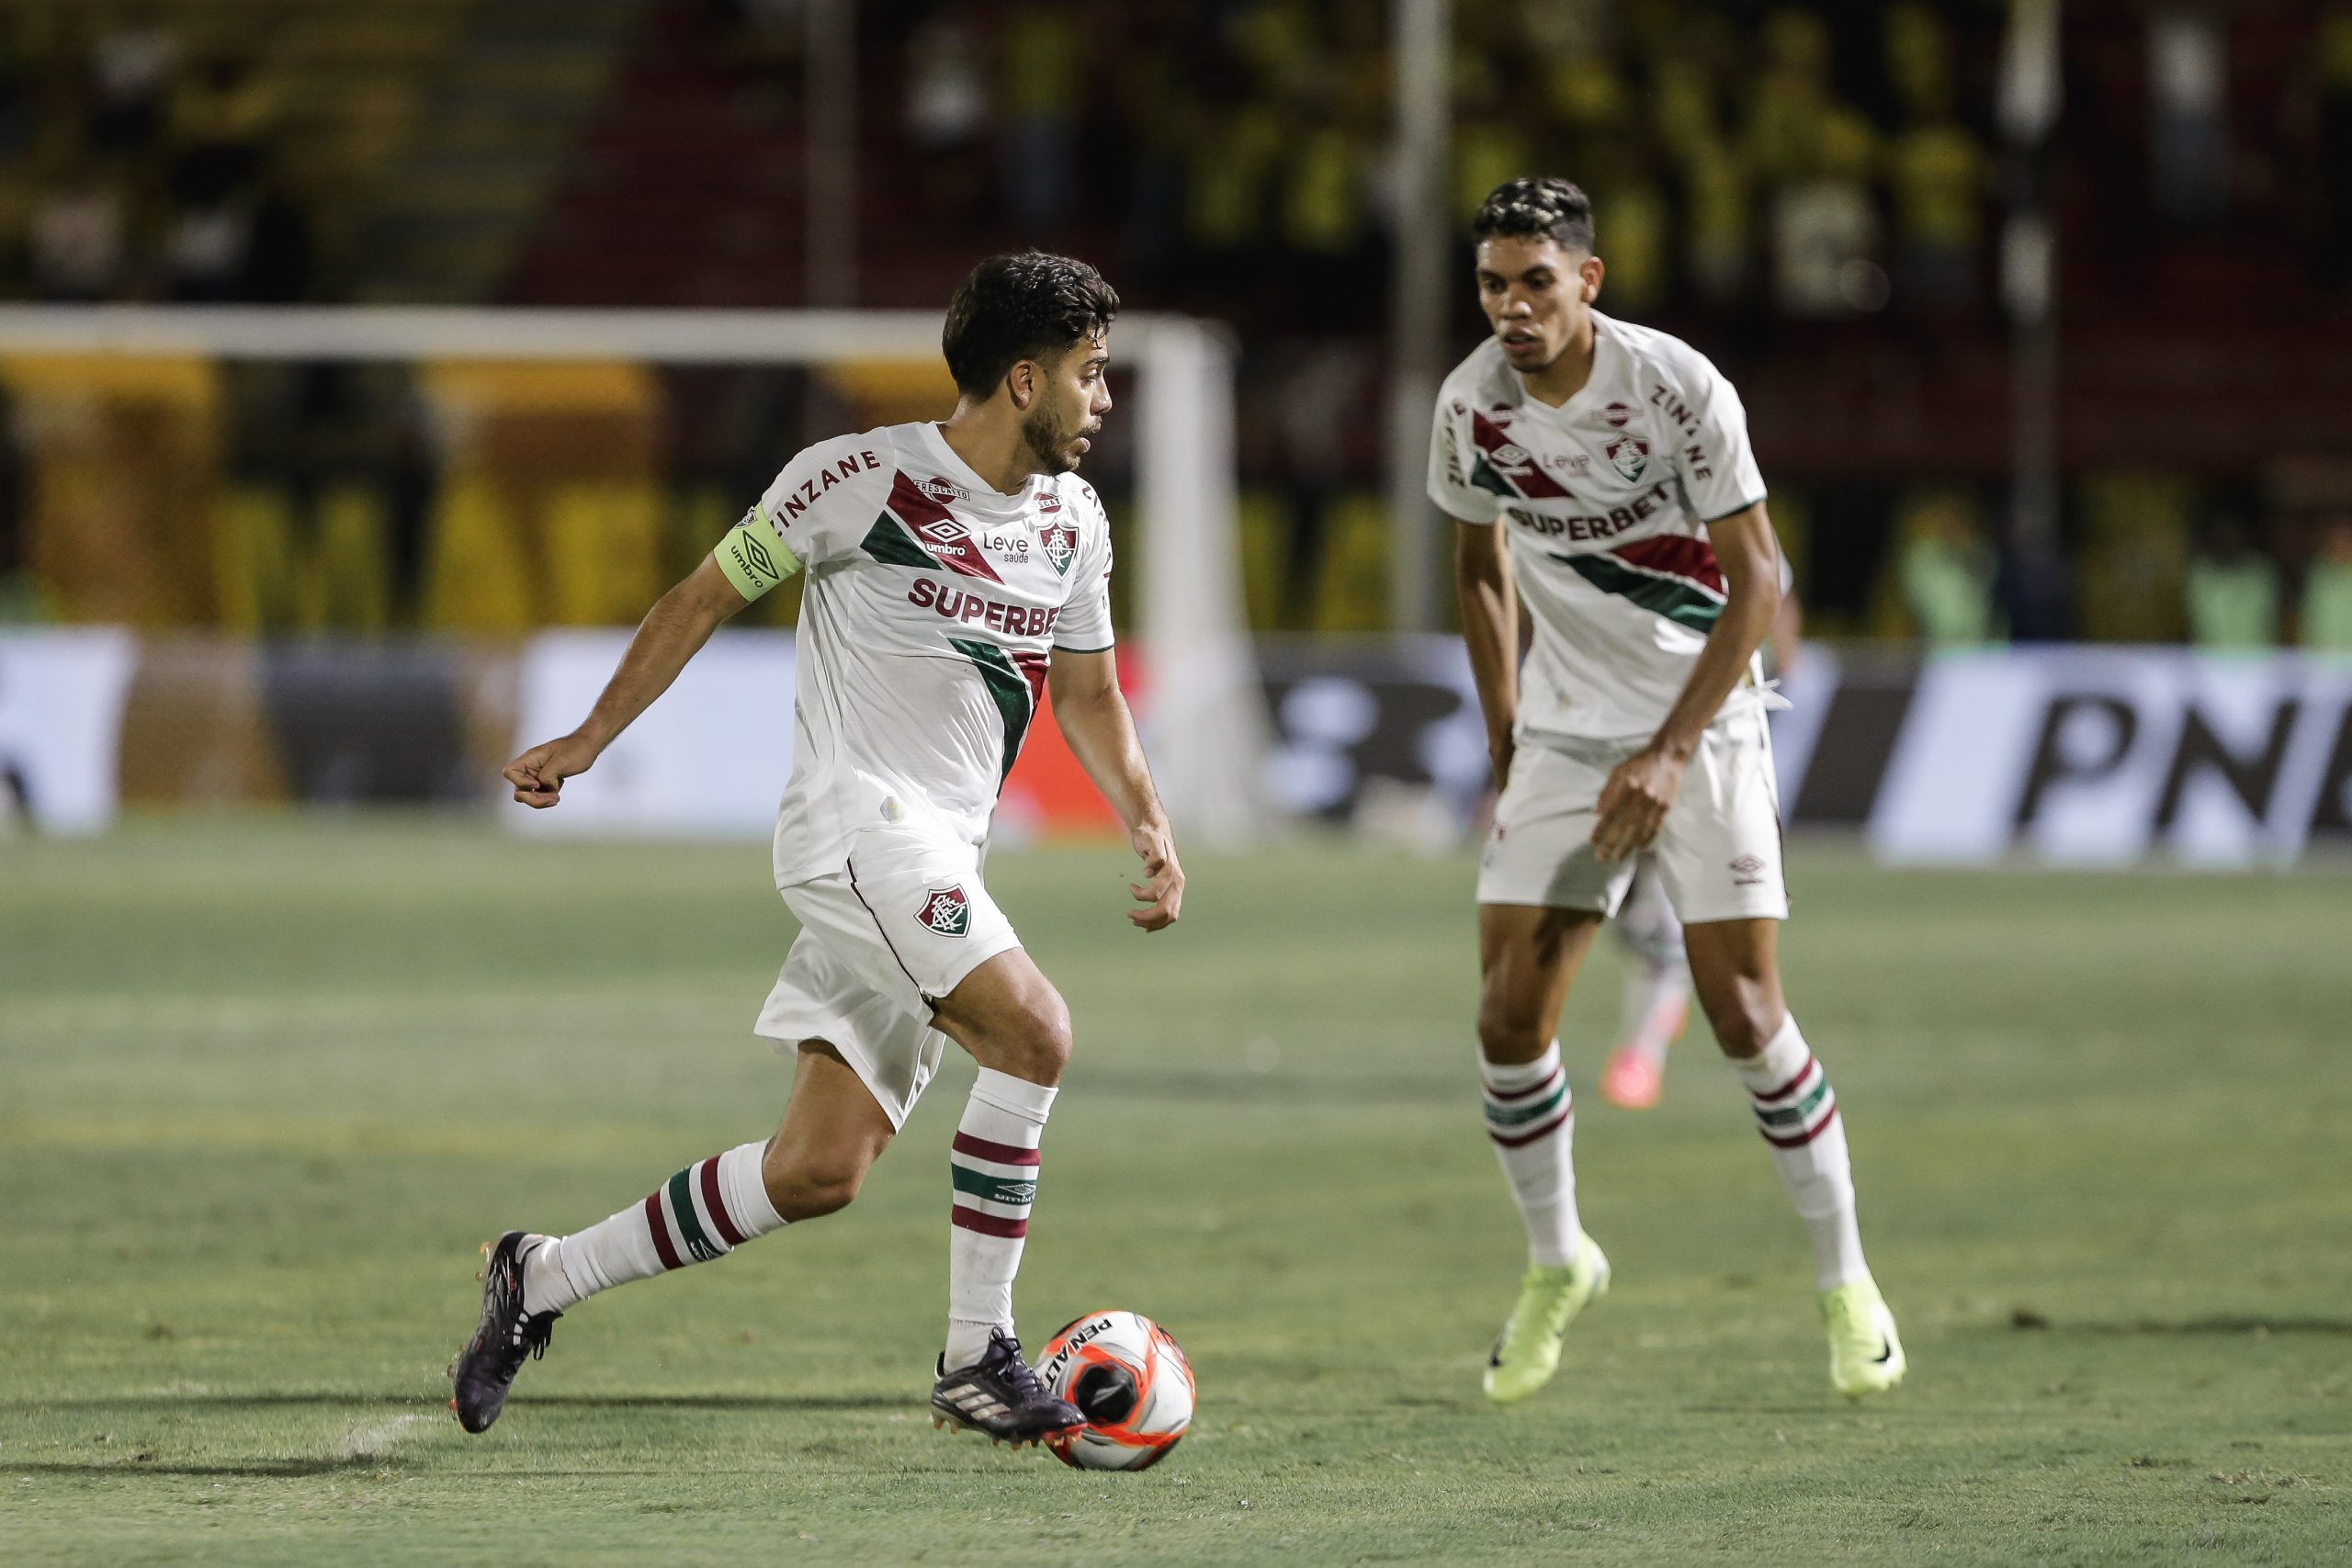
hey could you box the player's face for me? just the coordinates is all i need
[1021,329,1113,476]
[1476,237,1601,373]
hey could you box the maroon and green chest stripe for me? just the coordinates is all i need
[950,637,1050,784]
[1466,412,1726,631]
[856,467,1061,785]
[1553,536,1727,630]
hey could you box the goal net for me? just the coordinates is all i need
[0,305,1268,844]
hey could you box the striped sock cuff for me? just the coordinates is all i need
[1483,1059,1572,1148]
[950,1130,1039,1239]
[1749,1053,1839,1147]
[642,1150,768,1270]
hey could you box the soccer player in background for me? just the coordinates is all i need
[450,253,1184,1449]
[1600,576,1801,1111]
[1430,178,1904,1403]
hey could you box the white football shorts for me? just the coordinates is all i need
[755,821,1021,1128]
[1476,708,1789,924]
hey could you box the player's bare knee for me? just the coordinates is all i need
[1702,995,1784,1060]
[992,993,1073,1085]
[1476,1003,1550,1066]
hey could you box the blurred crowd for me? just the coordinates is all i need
[0,5,311,303]
[5,0,2352,651]
[877,0,2006,332]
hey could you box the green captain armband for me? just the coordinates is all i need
[713,509,802,602]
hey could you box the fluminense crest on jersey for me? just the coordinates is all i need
[1043,522,1078,575]
[1604,434,1649,482]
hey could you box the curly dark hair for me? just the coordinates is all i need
[1470,176,1596,253]
[941,252,1121,398]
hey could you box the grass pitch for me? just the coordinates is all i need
[2,819,2347,1565]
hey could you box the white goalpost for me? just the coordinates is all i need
[0,304,1271,845]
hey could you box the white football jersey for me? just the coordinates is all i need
[715,421,1114,886]
[1428,312,1772,742]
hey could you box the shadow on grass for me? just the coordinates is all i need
[10,1461,772,1480]
[2000,1315,2352,1337]
[4,1392,913,1414]
[10,1457,387,1478]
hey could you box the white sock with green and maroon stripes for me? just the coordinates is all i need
[1736,1015,1870,1292]
[944,1068,1056,1368]
[523,1140,786,1314]
[1480,1042,1582,1269]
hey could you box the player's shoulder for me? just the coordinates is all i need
[1436,336,1515,411]
[1045,470,1112,535]
[1597,311,1731,395]
[794,423,899,472]
[760,425,894,527]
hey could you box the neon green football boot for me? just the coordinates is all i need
[1822,1277,1906,1398]
[1483,1236,1611,1404]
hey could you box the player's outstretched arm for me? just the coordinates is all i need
[503,557,752,807]
[1454,521,1521,790]
[1046,648,1183,931]
[1591,502,1783,858]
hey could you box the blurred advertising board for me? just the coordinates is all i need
[508,629,797,836]
[1860,649,2352,866]
[1254,638,2352,867]
[0,628,138,833]
[6,630,2349,866]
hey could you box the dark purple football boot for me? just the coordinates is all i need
[449,1231,560,1433]
[930,1327,1083,1448]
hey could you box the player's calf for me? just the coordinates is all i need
[933,953,1070,1376]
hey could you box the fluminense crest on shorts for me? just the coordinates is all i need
[1042,522,1078,576]
[1605,434,1650,482]
[919,884,972,937]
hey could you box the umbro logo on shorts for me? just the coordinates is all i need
[919,885,972,937]
[1729,854,1767,886]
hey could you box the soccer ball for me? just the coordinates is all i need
[1037,1309,1193,1471]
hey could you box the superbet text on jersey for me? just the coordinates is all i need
[1427,310,1772,742]
[712,420,1115,886]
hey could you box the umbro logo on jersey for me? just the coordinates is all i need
[1729,854,1767,886]
[1605,434,1650,482]
[919,885,972,937]
[1493,443,1533,468]
[1042,522,1078,576]
[919,517,970,545]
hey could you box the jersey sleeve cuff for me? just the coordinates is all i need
[1051,640,1116,654]
[1701,493,1770,525]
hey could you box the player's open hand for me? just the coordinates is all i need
[1591,747,1684,860]
[1125,819,1185,931]
[503,732,601,808]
